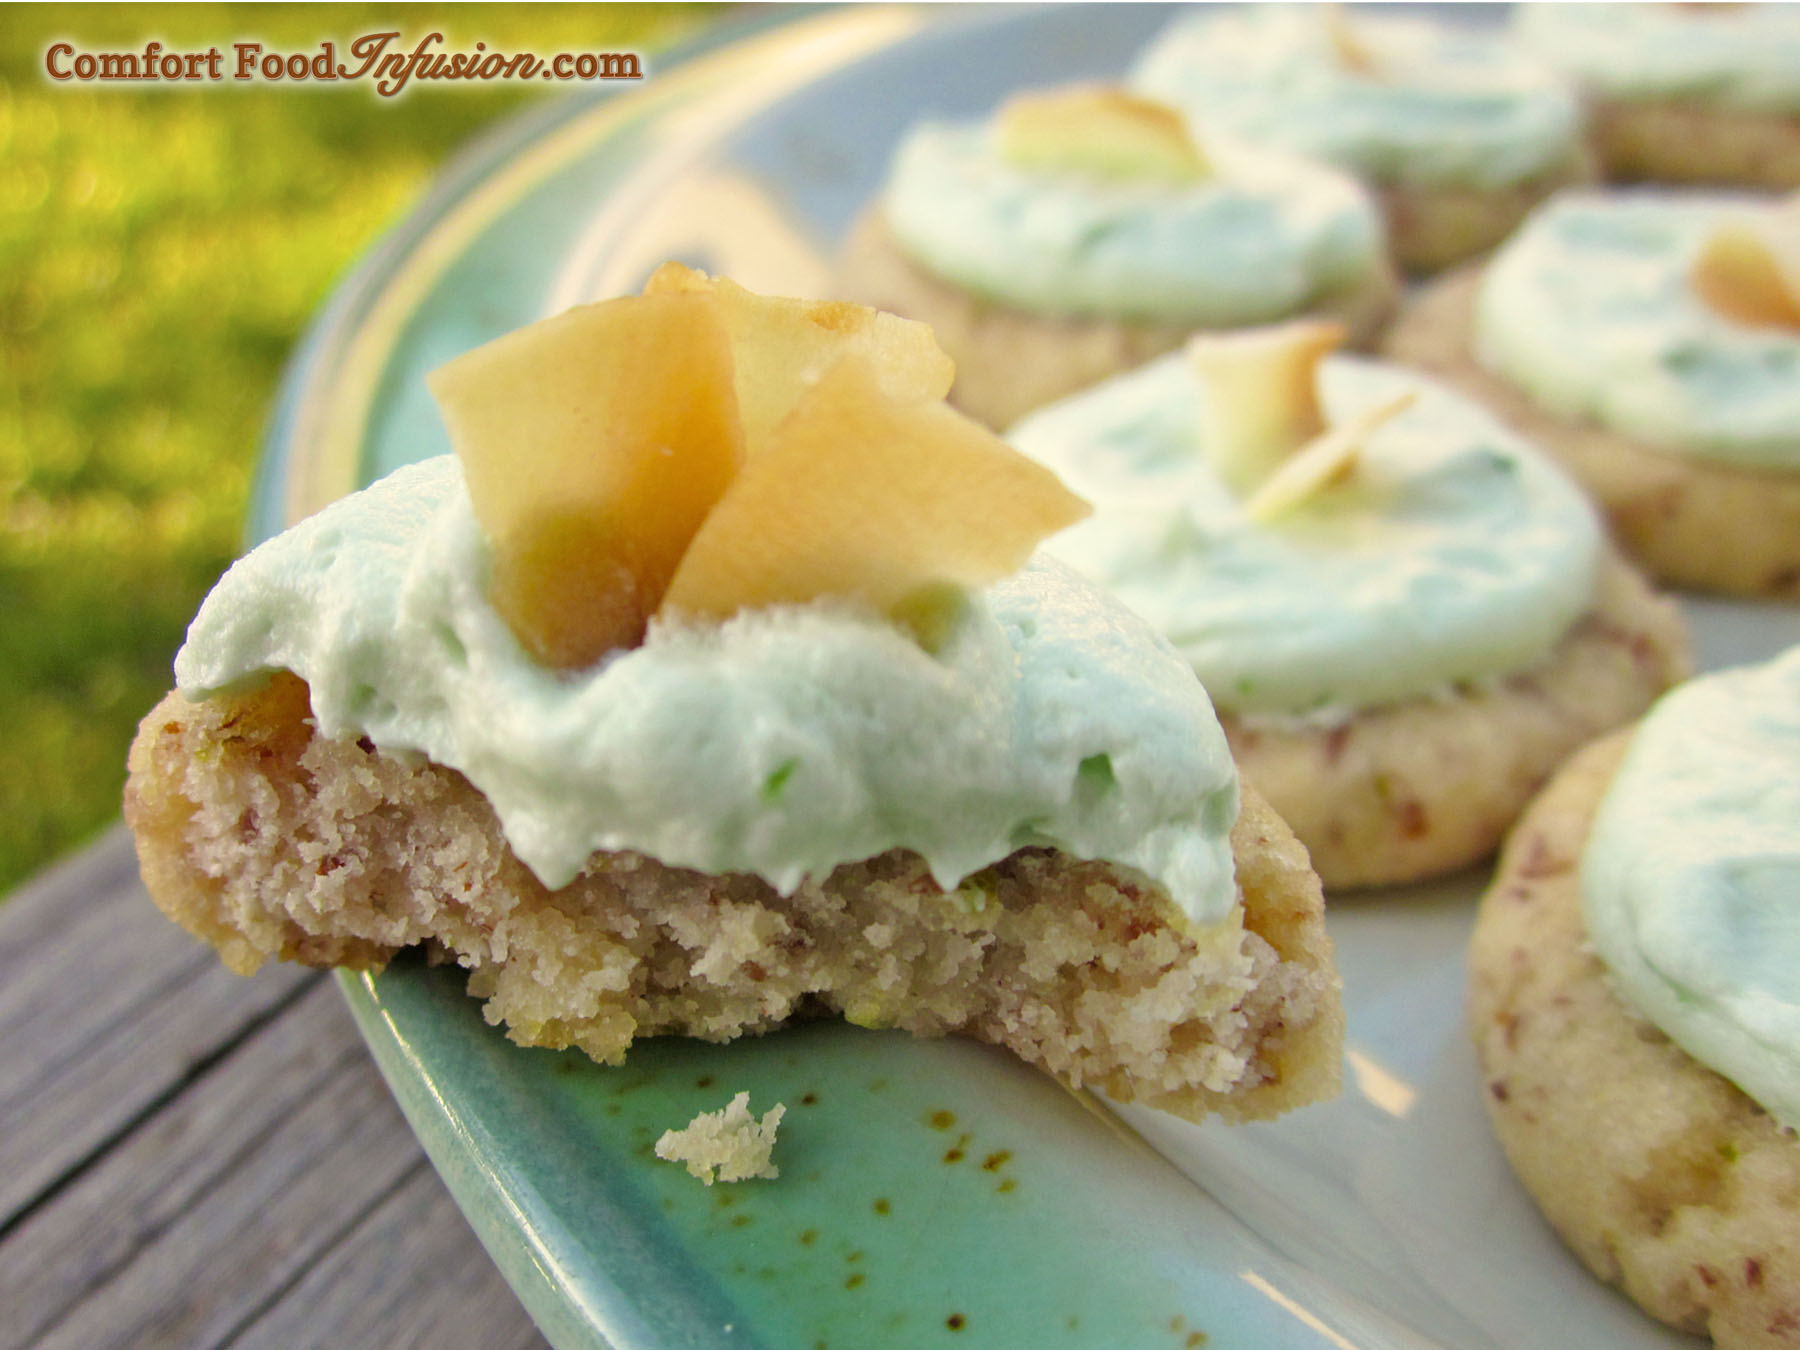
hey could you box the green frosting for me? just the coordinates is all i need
[1583,646,1800,1129]
[1516,3,1800,113]
[882,121,1383,324]
[1477,192,1800,471]
[175,456,1243,925]
[1008,353,1602,719]
[1131,5,1582,189]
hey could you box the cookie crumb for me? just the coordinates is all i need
[655,1093,785,1184]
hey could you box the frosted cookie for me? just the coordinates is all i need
[832,85,1396,429]
[124,268,1344,1125]
[1386,191,1800,597]
[1130,5,1594,273]
[1516,3,1800,190]
[1469,648,1800,1346]
[1009,323,1688,889]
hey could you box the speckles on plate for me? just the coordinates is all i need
[1171,1314,1208,1346]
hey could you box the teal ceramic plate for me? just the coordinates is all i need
[254,7,1800,1347]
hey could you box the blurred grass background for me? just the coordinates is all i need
[1,3,713,897]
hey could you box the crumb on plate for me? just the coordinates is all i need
[655,1092,786,1185]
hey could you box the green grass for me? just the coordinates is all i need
[0,3,710,896]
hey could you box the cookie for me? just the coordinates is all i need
[1131,5,1592,272]
[1375,147,1596,274]
[1385,266,1800,598]
[1227,553,1688,890]
[1469,731,1800,1346]
[835,209,1397,431]
[123,268,1346,1127]
[1515,3,1800,191]
[1591,99,1800,192]
[834,86,1398,428]
[1009,335,1688,889]
[126,671,1343,1125]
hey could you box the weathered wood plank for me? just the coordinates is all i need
[0,832,542,1349]
[225,1163,549,1350]
[0,827,316,1228]
[0,831,202,1061]
[0,826,140,961]
[1,979,425,1350]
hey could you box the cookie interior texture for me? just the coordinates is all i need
[1469,731,1800,1346]
[832,210,1398,430]
[1384,266,1800,598]
[1225,552,1688,890]
[124,672,1343,1124]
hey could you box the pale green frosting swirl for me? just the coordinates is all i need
[882,121,1383,324]
[1477,192,1800,471]
[174,456,1242,925]
[1130,5,1582,189]
[1582,646,1800,1129]
[1516,3,1800,113]
[1008,354,1603,718]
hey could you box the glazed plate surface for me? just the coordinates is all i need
[252,8,1800,1347]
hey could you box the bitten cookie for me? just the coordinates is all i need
[128,672,1343,1125]
[1470,728,1800,1347]
[831,85,1396,429]
[1384,196,1800,598]
[122,267,1347,1127]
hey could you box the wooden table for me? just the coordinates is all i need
[0,827,550,1350]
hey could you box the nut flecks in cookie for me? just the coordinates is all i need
[995,85,1210,186]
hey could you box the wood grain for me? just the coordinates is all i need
[0,831,317,1230]
[0,827,544,1350]
[227,1168,549,1350]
